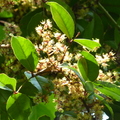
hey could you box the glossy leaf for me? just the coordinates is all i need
[85,81,94,94]
[11,36,39,71]
[83,13,104,39]
[19,82,38,97]
[74,39,101,51]
[48,0,75,20]
[28,94,56,120]
[47,2,75,39]
[81,51,99,81]
[6,93,31,120]
[94,81,120,101]
[77,57,88,81]
[24,72,53,94]
[0,74,16,92]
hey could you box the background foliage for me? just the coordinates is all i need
[0,0,120,120]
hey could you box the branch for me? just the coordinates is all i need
[98,2,120,30]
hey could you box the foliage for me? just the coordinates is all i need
[0,0,120,120]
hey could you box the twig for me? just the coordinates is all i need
[98,2,120,30]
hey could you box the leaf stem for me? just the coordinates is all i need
[98,2,120,30]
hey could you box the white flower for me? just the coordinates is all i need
[35,25,43,35]
[46,19,52,28]
[59,34,66,41]
[54,32,61,38]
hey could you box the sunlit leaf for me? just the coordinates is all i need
[47,2,75,39]
[85,81,94,94]
[81,51,99,81]
[0,11,13,18]
[77,57,88,81]
[94,81,120,101]
[74,39,101,51]
[28,94,56,120]
[0,74,16,91]
[11,36,39,71]
[6,93,31,120]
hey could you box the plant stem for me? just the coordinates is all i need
[98,2,120,30]
[81,99,90,113]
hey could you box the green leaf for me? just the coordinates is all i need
[0,25,5,41]
[24,72,54,94]
[39,116,50,120]
[6,93,31,120]
[74,39,101,51]
[19,82,38,97]
[27,12,44,36]
[11,36,39,71]
[48,0,75,20]
[83,13,104,40]
[85,81,94,94]
[0,74,16,92]
[0,90,11,120]
[77,57,88,81]
[20,8,43,36]
[0,11,13,18]
[94,81,120,101]
[28,94,56,120]
[81,51,99,81]
[47,2,75,39]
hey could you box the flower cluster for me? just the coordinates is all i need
[96,51,119,83]
[35,19,74,73]
[97,69,120,83]
[95,51,115,68]
[34,19,103,119]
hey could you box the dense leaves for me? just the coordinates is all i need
[94,81,120,101]
[0,0,120,120]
